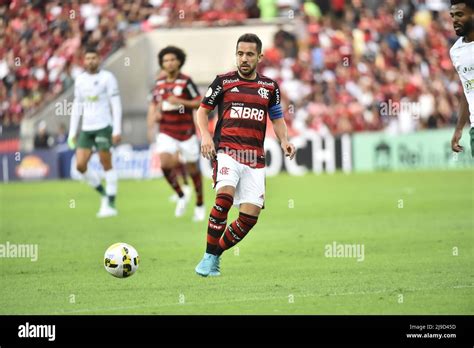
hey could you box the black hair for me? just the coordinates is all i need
[158,46,186,68]
[236,33,262,54]
[451,0,474,9]
[84,46,98,55]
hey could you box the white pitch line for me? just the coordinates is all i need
[49,284,474,315]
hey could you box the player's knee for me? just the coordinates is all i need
[100,160,112,170]
[160,158,175,170]
[159,153,173,169]
[76,163,87,173]
[238,212,259,229]
[161,162,173,170]
[99,153,112,170]
[186,162,199,175]
[217,186,235,197]
[102,164,112,171]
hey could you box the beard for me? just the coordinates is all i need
[86,64,99,73]
[455,20,474,37]
[238,64,256,77]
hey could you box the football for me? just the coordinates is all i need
[104,243,140,278]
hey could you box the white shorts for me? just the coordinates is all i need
[213,153,265,208]
[156,133,200,163]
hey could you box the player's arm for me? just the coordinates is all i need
[107,73,122,144]
[196,106,215,159]
[197,76,222,159]
[147,101,161,143]
[451,91,469,152]
[272,117,295,160]
[269,83,295,159]
[68,80,83,149]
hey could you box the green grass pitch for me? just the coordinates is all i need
[0,170,473,314]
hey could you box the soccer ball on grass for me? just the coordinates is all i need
[104,242,140,278]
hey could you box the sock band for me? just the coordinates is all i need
[105,169,118,196]
[206,193,234,255]
[217,212,258,253]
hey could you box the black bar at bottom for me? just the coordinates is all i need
[0,315,472,347]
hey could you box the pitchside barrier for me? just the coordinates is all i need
[352,128,473,172]
[1,129,472,182]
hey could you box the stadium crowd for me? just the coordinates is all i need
[260,0,461,135]
[1,0,462,138]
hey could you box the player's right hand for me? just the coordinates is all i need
[281,141,296,160]
[451,130,464,153]
[67,136,76,150]
[201,134,216,160]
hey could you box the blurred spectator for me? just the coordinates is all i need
[1,0,254,132]
[259,0,459,135]
[54,122,69,152]
[55,123,67,145]
[1,0,461,137]
[34,121,54,149]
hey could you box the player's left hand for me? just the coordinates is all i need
[112,134,122,145]
[281,141,296,160]
[67,136,76,150]
[451,129,464,153]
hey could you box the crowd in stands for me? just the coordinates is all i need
[260,0,461,135]
[1,0,462,140]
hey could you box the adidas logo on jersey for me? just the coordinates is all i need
[230,87,240,92]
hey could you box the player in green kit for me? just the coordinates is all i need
[449,0,474,157]
[68,47,123,218]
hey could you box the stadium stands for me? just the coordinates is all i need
[0,0,461,141]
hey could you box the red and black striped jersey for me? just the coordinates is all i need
[151,73,200,141]
[200,71,282,168]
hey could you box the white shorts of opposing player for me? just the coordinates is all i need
[214,153,265,208]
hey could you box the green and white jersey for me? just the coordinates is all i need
[69,70,122,137]
[450,37,474,127]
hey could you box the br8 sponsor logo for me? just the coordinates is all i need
[230,106,265,121]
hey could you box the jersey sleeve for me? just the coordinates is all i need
[106,73,120,98]
[185,78,201,100]
[105,72,122,136]
[73,77,83,102]
[149,84,161,104]
[268,81,283,120]
[69,78,83,138]
[200,76,223,110]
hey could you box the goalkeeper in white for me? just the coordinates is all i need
[68,47,122,218]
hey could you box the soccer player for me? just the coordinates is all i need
[450,0,474,157]
[194,33,296,276]
[147,46,204,220]
[167,154,192,203]
[67,47,122,218]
